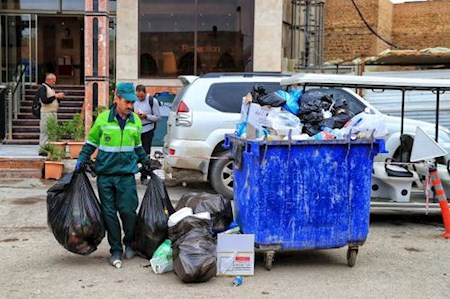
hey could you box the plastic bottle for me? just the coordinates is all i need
[232,276,243,286]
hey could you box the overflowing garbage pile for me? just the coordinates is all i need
[176,192,234,235]
[47,170,105,255]
[236,85,388,141]
[140,191,234,283]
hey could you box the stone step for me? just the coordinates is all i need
[13,126,40,133]
[2,139,39,145]
[23,96,85,102]
[20,106,81,114]
[0,169,43,179]
[16,113,78,120]
[0,158,44,179]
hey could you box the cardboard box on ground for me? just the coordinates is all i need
[216,234,255,276]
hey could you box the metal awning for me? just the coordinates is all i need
[281,73,450,90]
[361,48,450,66]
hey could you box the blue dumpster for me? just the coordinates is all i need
[225,136,384,269]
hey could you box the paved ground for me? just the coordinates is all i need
[0,175,449,298]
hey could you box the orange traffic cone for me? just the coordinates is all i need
[429,167,450,239]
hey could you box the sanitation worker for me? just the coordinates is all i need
[76,82,151,268]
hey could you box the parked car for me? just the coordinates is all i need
[164,73,450,199]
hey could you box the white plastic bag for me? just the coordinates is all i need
[267,109,303,136]
[343,112,388,138]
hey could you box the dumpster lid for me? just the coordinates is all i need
[280,73,450,91]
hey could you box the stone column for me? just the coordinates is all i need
[116,0,139,83]
[84,0,110,134]
[253,0,283,72]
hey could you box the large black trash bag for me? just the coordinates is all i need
[175,192,233,234]
[169,216,216,283]
[250,85,286,107]
[320,98,354,129]
[134,172,175,259]
[47,171,105,255]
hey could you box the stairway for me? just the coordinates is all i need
[2,85,85,145]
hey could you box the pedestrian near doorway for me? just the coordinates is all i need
[75,82,152,268]
[37,73,65,153]
[134,84,161,184]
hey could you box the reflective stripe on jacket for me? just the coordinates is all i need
[79,107,148,175]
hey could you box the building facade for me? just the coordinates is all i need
[3,0,450,90]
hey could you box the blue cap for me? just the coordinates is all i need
[116,82,138,102]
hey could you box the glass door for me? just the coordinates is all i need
[0,14,36,84]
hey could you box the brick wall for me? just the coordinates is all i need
[324,0,450,62]
[324,0,381,61]
[392,0,450,49]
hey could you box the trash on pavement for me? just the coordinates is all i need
[150,239,173,274]
[232,276,244,286]
[175,192,233,234]
[46,170,105,255]
[216,234,255,276]
[134,172,175,260]
[169,216,216,283]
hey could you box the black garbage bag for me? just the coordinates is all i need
[175,192,233,234]
[320,110,354,129]
[47,171,105,255]
[300,90,333,113]
[134,171,175,259]
[258,92,286,107]
[169,216,216,283]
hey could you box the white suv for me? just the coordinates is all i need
[164,73,450,199]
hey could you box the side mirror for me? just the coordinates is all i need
[364,107,372,114]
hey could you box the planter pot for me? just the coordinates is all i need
[67,141,85,159]
[44,161,64,180]
[49,141,67,153]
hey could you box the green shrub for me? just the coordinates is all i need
[66,113,85,141]
[46,115,63,142]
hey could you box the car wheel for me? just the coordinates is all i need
[210,151,234,199]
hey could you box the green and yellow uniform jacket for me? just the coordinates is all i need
[78,106,149,175]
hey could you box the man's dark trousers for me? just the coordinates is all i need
[97,174,138,255]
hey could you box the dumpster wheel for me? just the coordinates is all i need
[264,251,275,271]
[346,247,359,267]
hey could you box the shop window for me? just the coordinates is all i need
[139,0,254,78]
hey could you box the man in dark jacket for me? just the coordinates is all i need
[76,82,150,268]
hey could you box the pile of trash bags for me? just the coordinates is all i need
[47,170,105,255]
[169,215,216,283]
[134,171,175,259]
[237,85,388,141]
[175,192,233,235]
[298,89,354,136]
[164,192,233,283]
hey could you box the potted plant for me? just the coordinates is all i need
[46,115,67,153]
[66,113,85,159]
[41,143,65,180]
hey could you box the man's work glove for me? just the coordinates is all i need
[75,160,84,172]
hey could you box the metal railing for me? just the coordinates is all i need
[4,64,26,140]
